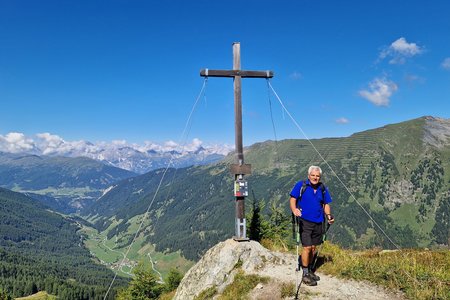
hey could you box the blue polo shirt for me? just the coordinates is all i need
[290,180,332,223]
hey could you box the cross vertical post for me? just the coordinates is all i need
[200,42,274,241]
[233,43,246,241]
[233,43,243,164]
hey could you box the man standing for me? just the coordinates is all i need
[290,165,335,286]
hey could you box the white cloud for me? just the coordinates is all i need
[0,131,233,162]
[183,138,203,152]
[289,71,302,80]
[163,140,178,151]
[206,143,234,156]
[404,74,419,82]
[391,37,422,56]
[139,141,163,153]
[359,77,398,106]
[112,140,127,146]
[379,37,424,64]
[0,132,36,153]
[36,132,66,155]
[35,132,97,156]
[158,138,205,153]
[336,117,349,124]
[441,57,450,70]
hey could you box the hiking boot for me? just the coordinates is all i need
[309,272,320,281]
[302,273,318,286]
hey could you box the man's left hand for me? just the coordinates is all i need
[327,214,335,224]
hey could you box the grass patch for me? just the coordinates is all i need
[280,282,295,299]
[194,286,217,300]
[388,204,434,247]
[159,290,176,300]
[320,242,450,300]
[260,237,290,253]
[16,291,57,299]
[234,258,243,269]
[218,270,269,300]
[18,186,97,196]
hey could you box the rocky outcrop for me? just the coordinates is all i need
[386,179,415,208]
[173,239,294,300]
[423,116,450,148]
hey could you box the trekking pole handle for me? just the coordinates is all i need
[295,216,301,244]
[291,213,296,240]
[326,213,335,224]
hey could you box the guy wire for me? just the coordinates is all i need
[266,79,280,166]
[103,78,209,299]
[149,77,209,245]
[266,80,400,250]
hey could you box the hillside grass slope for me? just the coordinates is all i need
[320,242,449,300]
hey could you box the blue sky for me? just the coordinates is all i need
[1,0,449,148]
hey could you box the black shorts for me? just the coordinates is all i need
[299,218,323,246]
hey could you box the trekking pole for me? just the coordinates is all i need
[293,215,302,300]
[291,213,296,241]
[311,222,331,272]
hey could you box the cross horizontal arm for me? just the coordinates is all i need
[200,69,274,78]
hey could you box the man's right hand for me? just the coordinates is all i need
[293,208,302,217]
[289,197,301,217]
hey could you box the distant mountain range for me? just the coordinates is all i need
[0,153,136,213]
[0,133,231,173]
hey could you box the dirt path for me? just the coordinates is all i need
[147,252,164,283]
[297,273,404,299]
[252,252,406,300]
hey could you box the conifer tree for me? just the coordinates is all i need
[0,289,12,300]
[116,264,163,300]
[248,195,262,242]
[164,268,183,292]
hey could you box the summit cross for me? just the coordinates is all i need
[200,42,274,241]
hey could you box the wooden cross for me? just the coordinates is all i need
[200,42,274,241]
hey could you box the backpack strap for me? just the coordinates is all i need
[299,181,307,200]
[320,183,327,205]
[295,181,307,208]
